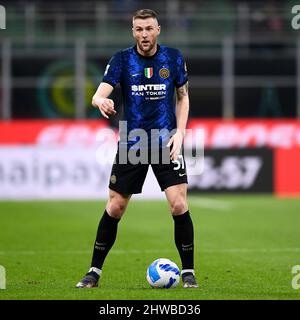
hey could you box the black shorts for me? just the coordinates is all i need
[108,147,188,194]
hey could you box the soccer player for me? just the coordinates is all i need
[76,9,198,288]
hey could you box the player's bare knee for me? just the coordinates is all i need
[107,202,125,219]
[106,191,130,218]
[106,205,124,219]
[170,198,188,215]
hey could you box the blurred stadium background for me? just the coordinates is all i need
[1,0,300,299]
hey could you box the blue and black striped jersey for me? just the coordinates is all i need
[102,44,188,147]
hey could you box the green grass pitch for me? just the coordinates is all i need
[0,195,300,300]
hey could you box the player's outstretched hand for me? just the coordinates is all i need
[167,130,184,161]
[95,97,117,119]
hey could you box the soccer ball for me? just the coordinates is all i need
[146,258,180,288]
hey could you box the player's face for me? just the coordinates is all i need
[132,18,160,55]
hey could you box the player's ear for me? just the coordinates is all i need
[157,25,161,35]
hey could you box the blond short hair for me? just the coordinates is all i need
[132,9,158,23]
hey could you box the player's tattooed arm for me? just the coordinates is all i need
[170,81,189,160]
[176,82,189,99]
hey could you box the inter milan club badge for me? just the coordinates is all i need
[110,175,117,184]
[144,67,153,78]
[159,67,170,79]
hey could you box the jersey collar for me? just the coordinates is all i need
[134,44,160,59]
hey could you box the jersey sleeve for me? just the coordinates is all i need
[175,51,188,88]
[102,51,123,87]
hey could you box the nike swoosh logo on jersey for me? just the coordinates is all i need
[179,173,187,177]
[130,73,140,77]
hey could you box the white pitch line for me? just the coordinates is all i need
[188,197,233,211]
[0,248,300,255]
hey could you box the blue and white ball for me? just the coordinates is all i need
[146,258,180,288]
